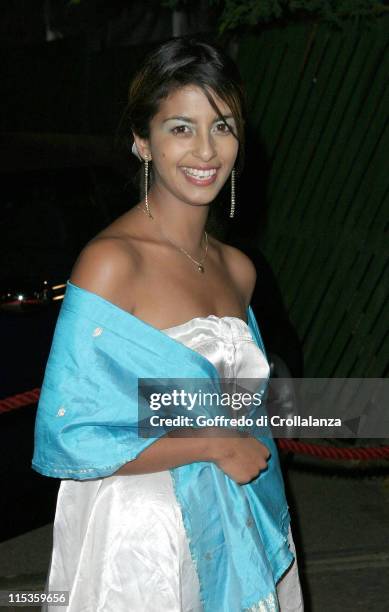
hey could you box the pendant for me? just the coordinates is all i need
[198,264,204,273]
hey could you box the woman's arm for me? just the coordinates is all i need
[221,242,257,309]
[114,428,216,475]
[114,428,270,484]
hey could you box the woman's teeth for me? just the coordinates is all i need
[181,167,217,179]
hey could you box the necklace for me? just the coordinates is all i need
[137,204,208,273]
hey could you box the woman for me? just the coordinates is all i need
[33,36,304,611]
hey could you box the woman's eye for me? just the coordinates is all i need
[171,125,191,135]
[215,122,232,133]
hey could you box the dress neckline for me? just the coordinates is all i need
[161,314,249,333]
[65,280,263,379]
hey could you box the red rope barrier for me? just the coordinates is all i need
[0,388,41,414]
[277,438,389,461]
[1,388,389,462]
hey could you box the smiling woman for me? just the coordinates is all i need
[33,36,304,612]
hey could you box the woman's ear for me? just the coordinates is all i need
[131,139,142,161]
[132,133,151,161]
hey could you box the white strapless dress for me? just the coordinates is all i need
[43,315,304,612]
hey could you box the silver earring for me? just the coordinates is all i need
[144,155,153,218]
[230,168,236,218]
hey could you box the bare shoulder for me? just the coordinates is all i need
[69,236,140,312]
[214,238,257,307]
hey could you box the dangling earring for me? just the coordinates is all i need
[144,155,153,218]
[230,167,236,218]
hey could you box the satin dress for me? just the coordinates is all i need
[43,315,304,612]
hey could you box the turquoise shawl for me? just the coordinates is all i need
[32,280,293,611]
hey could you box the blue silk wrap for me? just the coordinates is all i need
[32,280,293,611]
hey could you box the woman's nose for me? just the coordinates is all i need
[193,131,216,161]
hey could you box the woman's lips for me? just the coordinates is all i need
[180,167,219,186]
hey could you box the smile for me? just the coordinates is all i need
[180,167,218,186]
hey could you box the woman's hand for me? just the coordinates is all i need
[207,430,271,484]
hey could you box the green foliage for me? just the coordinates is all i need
[161,0,389,33]
[216,0,389,33]
[69,1,389,33]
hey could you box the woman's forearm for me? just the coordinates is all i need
[113,428,219,475]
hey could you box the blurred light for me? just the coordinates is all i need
[17,294,24,301]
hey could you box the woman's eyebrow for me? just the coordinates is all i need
[163,114,234,124]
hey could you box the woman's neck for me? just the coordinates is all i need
[146,185,210,251]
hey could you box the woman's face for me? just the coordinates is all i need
[138,85,239,207]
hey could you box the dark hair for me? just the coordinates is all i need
[125,36,247,179]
